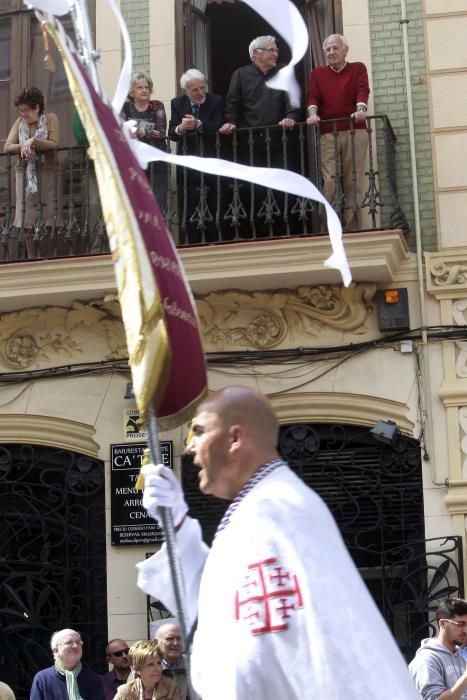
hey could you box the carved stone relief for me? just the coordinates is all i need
[452,299,467,378]
[459,407,467,479]
[428,257,467,289]
[0,298,127,370]
[196,282,377,351]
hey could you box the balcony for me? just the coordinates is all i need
[0,115,412,304]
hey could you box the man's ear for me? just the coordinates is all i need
[229,425,242,449]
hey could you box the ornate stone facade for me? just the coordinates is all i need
[0,298,126,371]
[196,282,377,351]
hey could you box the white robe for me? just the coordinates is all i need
[137,463,419,700]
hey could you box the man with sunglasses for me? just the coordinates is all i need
[101,639,133,700]
[409,598,467,699]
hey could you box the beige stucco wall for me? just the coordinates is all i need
[95,0,176,122]
[424,3,467,248]
[0,263,439,643]
[342,0,375,113]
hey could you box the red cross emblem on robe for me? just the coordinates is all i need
[234,557,304,634]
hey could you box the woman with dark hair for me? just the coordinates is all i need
[4,86,61,258]
[121,71,168,217]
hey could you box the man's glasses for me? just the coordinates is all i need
[442,619,467,629]
[59,640,83,647]
[256,47,279,54]
[111,648,130,657]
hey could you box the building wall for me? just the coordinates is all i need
[368,0,436,249]
[121,0,150,71]
[422,0,467,578]
[2,0,464,650]
[76,0,464,640]
[424,0,467,248]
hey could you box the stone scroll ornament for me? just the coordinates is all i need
[27,0,352,290]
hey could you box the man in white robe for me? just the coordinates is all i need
[137,386,419,700]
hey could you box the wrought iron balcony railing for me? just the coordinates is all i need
[0,115,407,261]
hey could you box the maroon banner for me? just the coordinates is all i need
[72,53,207,425]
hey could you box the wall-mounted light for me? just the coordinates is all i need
[370,419,399,447]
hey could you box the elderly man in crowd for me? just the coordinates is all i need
[137,386,419,700]
[219,36,301,237]
[306,33,370,230]
[168,68,224,244]
[155,623,188,699]
[30,628,104,699]
[220,35,299,136]
[101,639,133,700]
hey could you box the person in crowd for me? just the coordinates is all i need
[409,598,467,699]
[29,628,104,699]
[219,35,299,136]
[154,623,187,699]
[306,33,370,230]
[168,68,224,244]
[4,86,62,259]
[71,109,106,253]
[0,681,15,700]
[114,640,180,700]
[121,70,168,217]
[219,36,301,237]
[137,386,419,700]
[101,639,133,700]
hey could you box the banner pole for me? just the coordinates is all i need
[147,407,197,700]
[70,0,101,93]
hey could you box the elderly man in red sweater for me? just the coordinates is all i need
[306,34,370,230]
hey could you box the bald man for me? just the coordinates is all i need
[137,387,419,700]
[30,628,104,700]
[155,623,188,699]
[101,639,132,700]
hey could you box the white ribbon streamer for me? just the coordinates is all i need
[106,0,133,115]
[130,139,351,287]
[25,0,72,14]
[242,0,309,107]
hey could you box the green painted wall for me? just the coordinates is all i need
[368,0,436,250]
[121,0,150,72]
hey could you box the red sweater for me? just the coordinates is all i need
[307,62,370,133]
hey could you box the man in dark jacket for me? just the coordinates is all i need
[30,628,104,700]
[219,36,301,237]
[168,69,224,243]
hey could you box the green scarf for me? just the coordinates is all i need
[55,661,84,700]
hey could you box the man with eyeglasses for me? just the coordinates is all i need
[409,598,467,699]
[220,35,299,135]
[101,639,134,700]
[30,628,104,699]
[219,36,301,238]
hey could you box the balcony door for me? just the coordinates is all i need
[177,0,343,99]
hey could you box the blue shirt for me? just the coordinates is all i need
[30,665,105,700]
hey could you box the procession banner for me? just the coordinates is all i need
[43,19,207,427]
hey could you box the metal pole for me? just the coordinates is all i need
[70,0,101,93]
[147,407,197,700]
[399,0,440,484]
